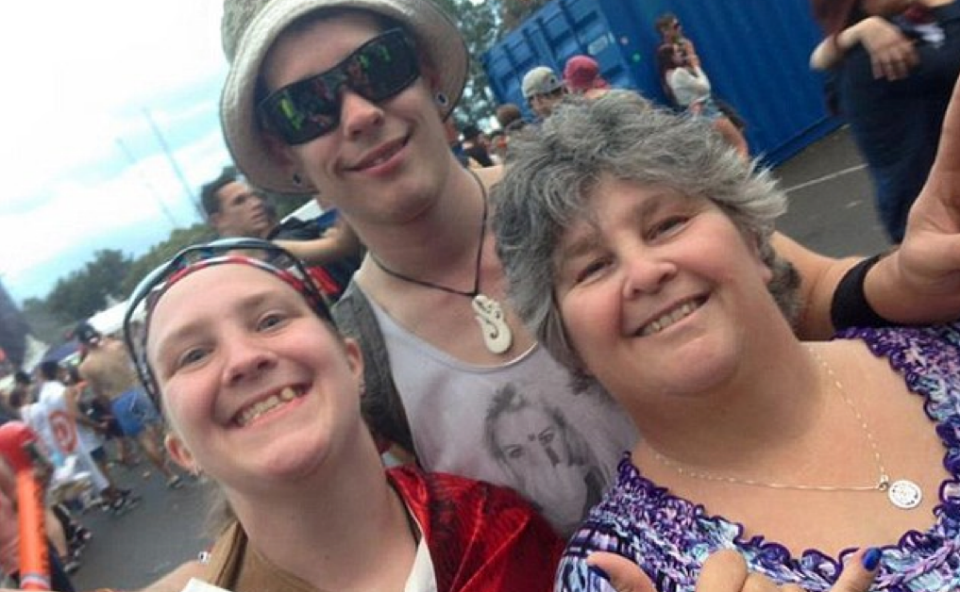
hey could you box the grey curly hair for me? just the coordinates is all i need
[492,90,800,374]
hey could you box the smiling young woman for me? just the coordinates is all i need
[117,238,562,592]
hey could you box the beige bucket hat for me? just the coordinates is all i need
[220,0,468,194]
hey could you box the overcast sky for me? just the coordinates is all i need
[0,1,236,304]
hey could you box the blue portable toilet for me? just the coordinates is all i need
[482,0,840,166]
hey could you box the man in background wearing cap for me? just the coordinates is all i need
[563,55,610,99]
[521,65,567,119]
[74,323,184,490]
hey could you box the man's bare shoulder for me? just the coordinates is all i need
[77,353,100,378]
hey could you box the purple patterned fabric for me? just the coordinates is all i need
[556,324,960,592]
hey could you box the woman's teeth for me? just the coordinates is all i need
[639,300,701,336]
[235,386,300,427]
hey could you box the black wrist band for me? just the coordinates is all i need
[830,253,896,330]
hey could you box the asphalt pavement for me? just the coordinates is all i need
[67,125,892,592]
[775,127,891,257]
[69,461,212,592]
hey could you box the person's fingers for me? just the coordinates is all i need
[901,43,920,68]
[831,547,880,592]
[871,55,896,80]
[695,549,749,592]
[586,552,657,592]
[891,59,909,80]
[870,40,918,80]
[875,55,906,80]
[891,46,916,79]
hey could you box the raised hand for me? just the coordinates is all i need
[876,74,960,324]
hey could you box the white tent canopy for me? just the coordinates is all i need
[87,300,128,337]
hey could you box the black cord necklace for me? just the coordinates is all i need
[369,170,513,354]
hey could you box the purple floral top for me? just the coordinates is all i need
[556,324,960,592]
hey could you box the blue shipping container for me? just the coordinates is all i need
[482,0,841,165]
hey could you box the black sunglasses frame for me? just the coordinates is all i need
[122,238,333,407]
[258,28,420,145]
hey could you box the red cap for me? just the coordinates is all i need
[564,55,609,93]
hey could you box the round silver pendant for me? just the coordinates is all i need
[887,479,923,510]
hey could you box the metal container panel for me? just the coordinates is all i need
[482,0,841,165]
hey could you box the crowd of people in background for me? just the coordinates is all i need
[1,353,145,589]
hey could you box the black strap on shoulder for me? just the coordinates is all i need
[333,282,416,455]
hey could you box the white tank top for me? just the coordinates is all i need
[369,298,638,535]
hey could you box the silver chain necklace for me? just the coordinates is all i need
[369,170,513,355]
[648,346,923,510]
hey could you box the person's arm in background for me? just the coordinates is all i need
[65,385,102,434]
[678,37,699,63]
[274,217,363,267]
[809,16,918,79]
[784,73,960,339]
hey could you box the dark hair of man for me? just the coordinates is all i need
[200,166,241,218]
[495,104,523,129]
[8,390,24,409]
[39,360,60,381]
[461,124,482,141]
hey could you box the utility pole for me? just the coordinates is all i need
[143,108,205,222]
[115,138,180,229]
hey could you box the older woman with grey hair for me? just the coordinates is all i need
[493,90,960,591]
[495,90,799,376]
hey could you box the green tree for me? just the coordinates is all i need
[498,0,551,32]
[438,0,551,128]
[45,249,133,322]
[21,297,65,344]
[437,0,501,126]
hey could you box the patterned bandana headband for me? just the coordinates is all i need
[123,238,333,406]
